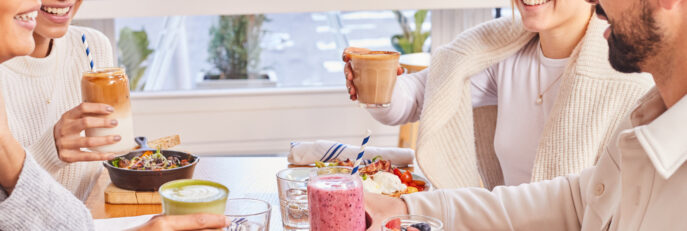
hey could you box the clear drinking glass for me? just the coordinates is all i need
[349,50,401,108]
[276,168,311,230]
[81,67,136,153]
[225,198,272,231]
[381,215,444,231]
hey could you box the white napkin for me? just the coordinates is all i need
[288,140,414,166]
[94,214,155,231]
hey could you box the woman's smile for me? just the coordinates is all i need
[521,0,553,11]
[39,2,74,24]
[13,9,38,31]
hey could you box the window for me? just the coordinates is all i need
[111,10,431,92]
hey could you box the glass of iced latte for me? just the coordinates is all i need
[348,50,401,108]
[81,67,136,153]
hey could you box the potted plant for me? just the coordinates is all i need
[391,10,430,54]
[117,27,154,91]
[199,15,277,89]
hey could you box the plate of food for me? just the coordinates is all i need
[103,136,199,191]
[317,157,431,197]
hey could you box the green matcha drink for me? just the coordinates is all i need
[159,179,229,215]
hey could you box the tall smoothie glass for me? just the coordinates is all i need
[307,166,365,231]
[81,67,136,153]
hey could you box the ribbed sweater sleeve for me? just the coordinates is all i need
[366,69,428,126]
[0,152,94,231]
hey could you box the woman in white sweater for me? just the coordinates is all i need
[345,0,654,189]
[0,0,124,201]
[0,1,230,230]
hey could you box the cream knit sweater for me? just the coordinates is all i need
[416,16,654,189]
[0,153,94,231]
[0,26,114,201]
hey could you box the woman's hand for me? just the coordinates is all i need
[53,103,121,163]
[131,214,229,231]
[342,47,404,101]
[364,192,409,231]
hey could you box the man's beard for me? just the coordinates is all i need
[597,3,663,73]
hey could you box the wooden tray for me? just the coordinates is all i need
[104,183,161,204]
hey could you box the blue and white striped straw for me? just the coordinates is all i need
[81,33,95,71]
[351,129,371,175]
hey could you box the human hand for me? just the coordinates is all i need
[364,192,409,231]
[53,103,121,163]
[342,47,404,101]
[130,214,230,231]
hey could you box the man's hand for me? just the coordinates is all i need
[54,103,121,163]
[365,192,409,231]
[131,214,229,231]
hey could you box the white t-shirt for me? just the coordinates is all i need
[471,39,568,186]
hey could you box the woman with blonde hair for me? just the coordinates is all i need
[344,0,653,189]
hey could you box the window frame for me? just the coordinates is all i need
[76,0,508,19]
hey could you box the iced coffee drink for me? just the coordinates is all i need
[81,67,136,153]
[348,50,401,108]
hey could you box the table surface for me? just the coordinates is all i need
[86,156,293,230]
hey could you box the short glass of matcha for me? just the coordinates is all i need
[159,179,229,215]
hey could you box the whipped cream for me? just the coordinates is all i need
[363,172,407,195]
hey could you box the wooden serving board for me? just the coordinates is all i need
[104,183,161,204]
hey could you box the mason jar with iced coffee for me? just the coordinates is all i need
[81,67,136,153]
[344,48,402,108]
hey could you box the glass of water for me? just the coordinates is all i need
[225,198,271,231]
[276,168,311,230]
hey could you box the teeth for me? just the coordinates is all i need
[13,11,38,21]
[523,0,550,6]
[41,6,70,16]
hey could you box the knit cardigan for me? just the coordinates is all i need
[416,15,654,189]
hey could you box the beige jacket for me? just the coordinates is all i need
[403,88,687,230]
[417,15,654,189]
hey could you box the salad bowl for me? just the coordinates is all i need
[103,137,199,191]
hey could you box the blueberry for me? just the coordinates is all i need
[410,223,431,231]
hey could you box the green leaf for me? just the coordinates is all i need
[117,27,153,90]
[390,10,430,54]
[207,15,267,79]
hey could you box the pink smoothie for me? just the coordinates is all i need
[308,174,365,231]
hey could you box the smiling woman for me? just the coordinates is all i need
[0,0,121,201]
[0,0,39,62]
[0,0,99,229]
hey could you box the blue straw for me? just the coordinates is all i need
[351,130,371,175]
[81,33,95,71]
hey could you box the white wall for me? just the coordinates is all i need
[131,87,399,155]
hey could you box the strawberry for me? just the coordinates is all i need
[385,218,401,230]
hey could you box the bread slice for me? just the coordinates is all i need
[145,135,181,150]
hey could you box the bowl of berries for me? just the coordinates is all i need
[383,215,443,231]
